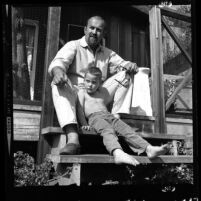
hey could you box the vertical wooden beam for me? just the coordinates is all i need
[149,6,166,133]
[123,21,132,61]
[109,16,120,54]
[139,31,146,66]
[37,7,61,164]
[56,163,81,186]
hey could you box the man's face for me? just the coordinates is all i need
[84,17,105,48]
[84,73,101,94]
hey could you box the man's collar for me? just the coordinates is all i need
[80,36,88,48]
[80,36,103,52]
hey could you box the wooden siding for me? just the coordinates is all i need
[59,5,149,66]
[13,104,41,141]
[125,117,192,136]
[13,105,192,142]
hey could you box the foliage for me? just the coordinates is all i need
[125,162,193,187]
[162,5,191,65]
[164,79,177,111]
[125,140,193,187]
[14,151,56,186]
[149,77,177,112]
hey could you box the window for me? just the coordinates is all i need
[24,19,39,101]
[66,24,105,46]
[13,18,39,102]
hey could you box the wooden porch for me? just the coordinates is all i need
[11,5,194,186]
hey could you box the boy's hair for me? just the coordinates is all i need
[85,67,102,80]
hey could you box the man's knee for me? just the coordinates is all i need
[63,123,78,134]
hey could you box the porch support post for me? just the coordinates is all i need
[149,6,166,133]
[37,7,61,164]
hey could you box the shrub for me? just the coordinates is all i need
[14,151,55,186]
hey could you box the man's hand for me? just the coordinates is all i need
[125,62,138,74]
[52,67,68,86]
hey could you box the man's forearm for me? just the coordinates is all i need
[52,66,65,76]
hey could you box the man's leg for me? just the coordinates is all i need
[60,124,80,155]
[51,83,80,154]
[103,71,131,114]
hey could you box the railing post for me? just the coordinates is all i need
[36,7,61,164]
[149,6,167,133]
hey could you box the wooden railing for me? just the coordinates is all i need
[160,7,192,111]
[149,6,192,133]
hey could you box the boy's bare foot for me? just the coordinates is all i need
[113,149,140,166]
[146,144,170,159]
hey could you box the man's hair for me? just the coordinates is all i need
[86,16,106,29]
[85,67,102,80]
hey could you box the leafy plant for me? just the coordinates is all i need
[14,151,56,186]
[125,140,193,187]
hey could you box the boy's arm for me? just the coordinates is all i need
[76,90,88,126]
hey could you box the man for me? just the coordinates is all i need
[48,16,138,155]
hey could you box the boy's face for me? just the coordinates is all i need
[84,73,101,94]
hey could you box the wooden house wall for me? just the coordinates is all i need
[59,5,150,67]
[13,7,47,157]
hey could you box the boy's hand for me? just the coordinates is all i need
[81,125,91,131]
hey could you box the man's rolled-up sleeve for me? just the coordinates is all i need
[48,41,77,76]
[108,51,131,76]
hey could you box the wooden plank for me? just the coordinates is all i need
[41,126,189,140]
[13,104,42,111]
[55,163,81,186]
[160,6,191,23]
[14,133,39,141]
[149,7,166,133]
[109,16,120,54]
[166,68,192,111]
[123,21,132,61]
[120,113,155,120]
[176,93,191,110]
[46,154,193,164]
[161,16,192,65]
[132,27,140,65]
[13,99,42,106]
[13,109,41,141]
[36,7,61,164]
[166,117,192,123]
[139,31,146,66]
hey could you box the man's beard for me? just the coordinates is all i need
[89,35,98,45]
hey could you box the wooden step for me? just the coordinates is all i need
[47,154,193,164]
[46,154,193,186]
[41,126,190,140]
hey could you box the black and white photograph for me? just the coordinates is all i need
[3,1,199,200]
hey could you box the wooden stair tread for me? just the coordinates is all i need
[46,154,193,164]
[41,126,190,140]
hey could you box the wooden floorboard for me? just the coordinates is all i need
[46,154,193,164]
[41,126,188,140]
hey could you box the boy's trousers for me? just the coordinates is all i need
[88,111,150,155]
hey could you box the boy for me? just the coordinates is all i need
[77,67,170,166]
